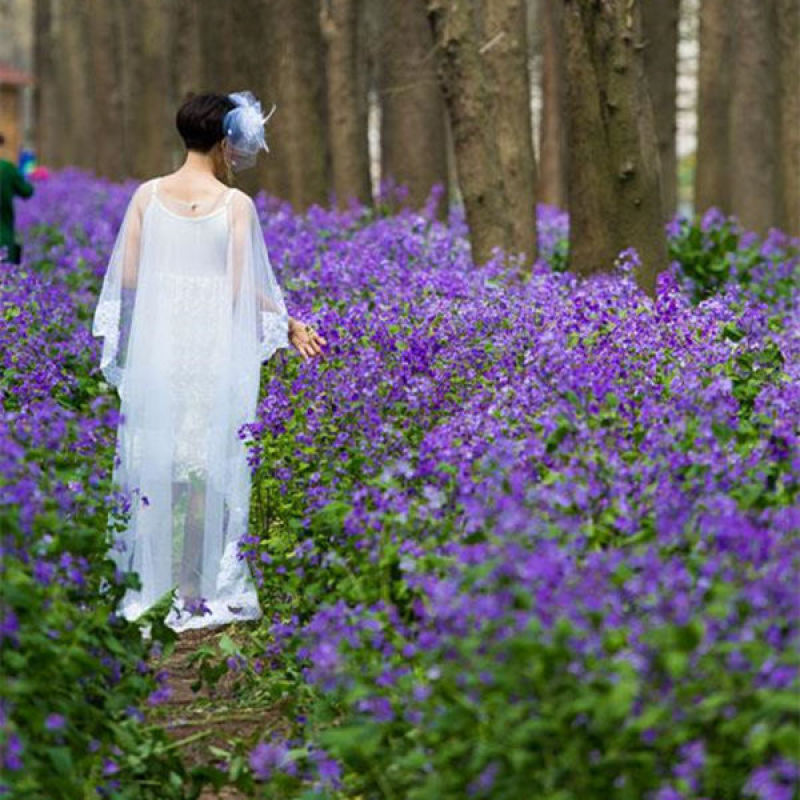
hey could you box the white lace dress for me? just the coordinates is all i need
[92,177,289,632]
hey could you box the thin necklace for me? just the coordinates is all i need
[167,189,226,212]
[165,171,224,211]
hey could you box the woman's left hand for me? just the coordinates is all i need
[289,317,327,361]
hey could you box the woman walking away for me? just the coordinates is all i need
[0,132,34,264]
[92,92,326,633]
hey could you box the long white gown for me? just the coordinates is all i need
[92,177,289,632]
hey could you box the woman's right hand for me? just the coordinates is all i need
[289,317,327,361]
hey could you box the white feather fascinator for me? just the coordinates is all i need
[223,91,276,172]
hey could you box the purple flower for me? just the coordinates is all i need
[44,713,66,731]
[249,740,289,781]
[1,733,23,771]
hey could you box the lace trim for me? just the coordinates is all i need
[93,298,122,386]
[260,310,290,362]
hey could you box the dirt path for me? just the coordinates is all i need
[144,624,288,799]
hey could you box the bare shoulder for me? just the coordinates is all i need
[228,187,254,206]
[131,177,159,206]
[228,188,257,219]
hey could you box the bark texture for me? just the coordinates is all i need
[694,0,731,214]
[777,0,800,235]
[119,0,173,178]
[380,0,449,210]
[87,0,126,180]
[256,0,330,209]
[538,0,567,209]
[60,0,93,168]
[481,0,538,265]
[729,0,779,234]
[562,0,666,297]
[321,0,372,207]
[427,0,512,266]
[33,0,61,166]
[642,0,679,218]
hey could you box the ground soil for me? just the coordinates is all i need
[144,624,289,800]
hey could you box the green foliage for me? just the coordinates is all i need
[1,247,187,798]
[669,213,799,304]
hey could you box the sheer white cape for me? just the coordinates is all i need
[92,177,289,632]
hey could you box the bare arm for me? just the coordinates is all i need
[121,188,144,289]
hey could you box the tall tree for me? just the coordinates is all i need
[33,0,61,167]
[729,0,779,234]
[320,0,372,207]
[257,0,330,209]
[426,0,512,266]
[87,0,126,180]
[777,0,799,235]
[538,0,567,209]
[228,0,274,197]
[480,0,538,265]
[380,0,449,210]
[120,0,173,178]
[642,0,680,218]
[694,0,730,215]
[172,0,202,103]
[60,0,93,168]
[561,0,666,298]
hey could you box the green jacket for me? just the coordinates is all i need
[1,159,34,260]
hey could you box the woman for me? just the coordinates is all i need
[92,92,326,632]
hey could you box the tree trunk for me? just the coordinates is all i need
[729,0,779,234]
[172,0,202,105]
[379,0,449,210]
[562,0,666,298]
[777,0,800,235]
[426,0,512,266]
[538,0,567,209]
[694,0,730,215]
[59,0,93,169]
[33,0,61,167]
[642,0,679,218]
[480,0,538,265]
[196,1,235,93]
[87,0,126,180]
[120,0,173,179]
[256,0,330,209]
[228,1,273,196]
[321,0,372,207]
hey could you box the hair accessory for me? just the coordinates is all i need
[222,91,276,172]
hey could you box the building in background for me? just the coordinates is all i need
[0,62,33,161]
[0,0,34,160]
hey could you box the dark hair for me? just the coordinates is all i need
[175,93,236,152]
[0,133,5,146]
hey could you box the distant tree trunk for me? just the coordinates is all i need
[480,0,538,265]
[538,0,567,209]
[729,0,779,234]
[642,0,679,218]
[255,1,329,209]
[87,0,126,180]
[320,0,372,207]
[777,0,800,235]
[562,0,666,298]
[173,0,202,104]
[229,1,272,196]
[196,1,235,92]
[694,0,730,214]
[120,0,173,178]
[380,0,449,210]
[426,0,512,266]
[33,0,62,167]
[60,0,93,169]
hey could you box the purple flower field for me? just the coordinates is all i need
[2,170,799,798]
